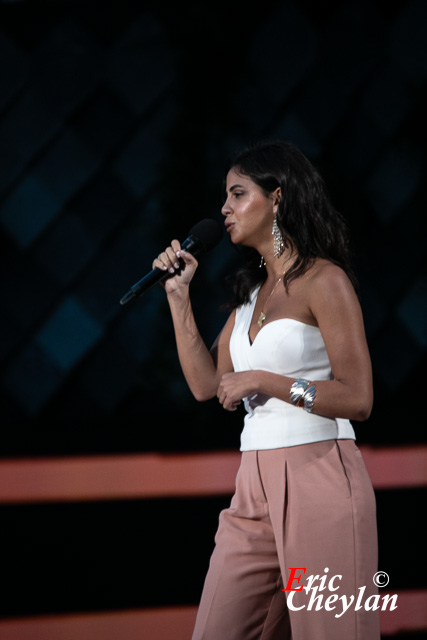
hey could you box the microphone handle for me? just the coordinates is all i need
[119,268,165,305]
[119,234,201,306]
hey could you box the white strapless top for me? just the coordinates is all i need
[229,286,356,451]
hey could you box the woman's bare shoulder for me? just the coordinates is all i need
[305,260,358,318]
[308,259,353,288]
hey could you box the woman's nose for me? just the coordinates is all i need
[221,199,232,216]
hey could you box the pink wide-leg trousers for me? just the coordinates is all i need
[192,439,380,640]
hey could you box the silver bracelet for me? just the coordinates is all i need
[303,384,316,413]
[290,379,311,408]
[290,378,316,412]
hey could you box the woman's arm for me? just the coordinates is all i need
[167,288,236,401]
[153,241,235,402]
[217,264,373,421]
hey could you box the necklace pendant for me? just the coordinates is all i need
[257,311,266,327]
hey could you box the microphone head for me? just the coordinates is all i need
[187,218,223,253]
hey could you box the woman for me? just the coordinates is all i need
[153,141,380,640]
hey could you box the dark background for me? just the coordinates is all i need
[0,0,426,635]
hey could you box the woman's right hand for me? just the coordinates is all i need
[152,239,199,294]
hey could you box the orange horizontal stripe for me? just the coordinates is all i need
[0,590,425,639]
[380,589,427,635]
[0,445,426,504]
[0,606,198,640]
[0,451,240,503]
[360,444,427,490]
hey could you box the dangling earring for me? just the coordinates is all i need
[272,216,284,258]
[259,255,266,268]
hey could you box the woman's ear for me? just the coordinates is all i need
[272,187,282,212]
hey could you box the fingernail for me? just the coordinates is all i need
[174,262,180,269]
[176,251,181,257]
[169,267,175,273]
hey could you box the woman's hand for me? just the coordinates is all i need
[152,240,198,294]
[217,371,258,411]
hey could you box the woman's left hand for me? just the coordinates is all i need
[217,371,258,411]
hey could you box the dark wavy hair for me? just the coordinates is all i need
[224,140,358,308]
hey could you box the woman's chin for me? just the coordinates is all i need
[227,230,255,249]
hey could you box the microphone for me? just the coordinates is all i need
[119,218,223,306]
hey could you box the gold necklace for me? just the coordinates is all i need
[256,275,283,327]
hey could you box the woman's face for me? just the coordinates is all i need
[222,168,280,248]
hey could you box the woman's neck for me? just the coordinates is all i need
[263,248,295,281]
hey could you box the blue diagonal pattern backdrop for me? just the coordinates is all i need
[1,0,425,452]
